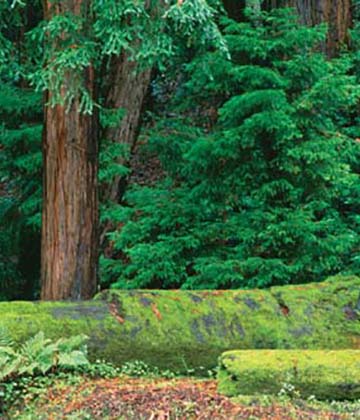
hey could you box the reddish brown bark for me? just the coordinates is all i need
[102,54,152,203]
[101,0,170,207]
[298,0,351,57]
[262,0,352,57]
[41,0,98,300]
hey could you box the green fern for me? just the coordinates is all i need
[0,332,89,382]
[0,327,13,348]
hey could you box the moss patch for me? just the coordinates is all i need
[0,276,359,372]
[218,350,360,400]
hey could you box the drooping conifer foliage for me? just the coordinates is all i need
[0,1,359,299]
[0,1,42,299]
[0,0,226,299]
[102,8,360,289]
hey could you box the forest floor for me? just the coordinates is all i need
[8,376,360,420]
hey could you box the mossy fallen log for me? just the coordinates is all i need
[0,276,359,372]
[217,350,360,400]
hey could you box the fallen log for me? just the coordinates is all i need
[0,276,359,372]
[218,349,360,400]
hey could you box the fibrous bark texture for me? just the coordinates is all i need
[41,0,99,300]
[263,0,352,56]
[102,54,152,203]
[102,0,157,205]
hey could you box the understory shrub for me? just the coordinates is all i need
[102,8,360,290]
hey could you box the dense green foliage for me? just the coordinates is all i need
[0,1,42,300]
[1,3,360,298]
[0,0,226,300]
[1,4,359,415]
[103,8,360,289]
[28,0,224,113]
[0,86,42,300]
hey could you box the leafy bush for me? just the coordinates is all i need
[103,8,360,290]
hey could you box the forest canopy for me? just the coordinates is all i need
[0,0,360,300]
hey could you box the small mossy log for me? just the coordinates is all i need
[217,349,360,400]
[0,276,359,372]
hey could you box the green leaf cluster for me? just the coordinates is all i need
[0,331,88,382]
[0,330,89,413]
[103,8,360,289]
[29,0,225,113]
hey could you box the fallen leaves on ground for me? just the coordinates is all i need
[16,377,355,420]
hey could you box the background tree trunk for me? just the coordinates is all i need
[102,54,152,204]
[262,0,352,57]
[41,0,98,300]
[297,0,351,57]
[101,0,160,207]
[99,1,162,247]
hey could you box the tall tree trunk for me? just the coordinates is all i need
[102,54,152,203]
[99,2,160,249]
[100,0,160,207]
[41,0,99,300]
[297,0,351,57]
[262,0,352,57]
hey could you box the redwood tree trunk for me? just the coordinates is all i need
[41,0,98,300]
[262,0,352,57]
[101,1,169,207]
[296,0,351,57]
[102,54,152,203]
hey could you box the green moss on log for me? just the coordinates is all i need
[0,276,359,372]
[218,350,360,400]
